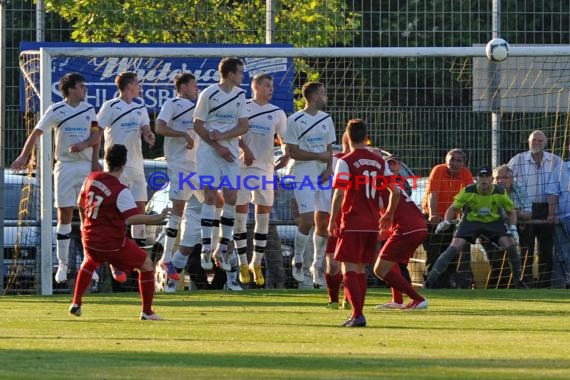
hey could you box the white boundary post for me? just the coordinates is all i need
[39,48,53,295]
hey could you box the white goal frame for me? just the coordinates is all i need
[36,45,570,295]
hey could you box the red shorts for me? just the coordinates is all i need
[84,238,147,272]
[379,229,427,263]
[334,231,379,264]
[325,235,337,254]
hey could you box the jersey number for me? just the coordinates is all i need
[362,170,377,199]
[86,192,104,219]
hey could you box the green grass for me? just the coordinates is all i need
[1,289,569,379]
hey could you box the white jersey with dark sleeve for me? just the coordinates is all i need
[35,100,97,162]
[98,97,150,169]
[194,84,248,158]
[241,99,287,171]
[283,110,336,182]
[157,97,197,165]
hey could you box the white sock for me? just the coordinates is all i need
[212,207,223,248]
[162,214,181,262]
[219,203,235,252]
[172,249,189,269]
[252,213,269,265]
[234,212,248,266]
[294,229,310,264]
[312,234,327,268]
[200,203,216,252]
[56,224,72,264]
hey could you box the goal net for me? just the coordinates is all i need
[15,44,570,294]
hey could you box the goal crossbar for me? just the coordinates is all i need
[40,45,570,58]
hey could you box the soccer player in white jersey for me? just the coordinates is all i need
[233,73,288,286]
[154,73,199,282]
[11,73,101,283]
[193,57,249,271]
[284,82,336,287]
[97,71,155,282]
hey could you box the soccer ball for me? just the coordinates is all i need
[485,38,510,62]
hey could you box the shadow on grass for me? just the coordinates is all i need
[0,349,568,380]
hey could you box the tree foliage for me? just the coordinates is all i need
[45,0,361,47]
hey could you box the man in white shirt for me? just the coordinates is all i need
[98,71,155,282]
[233,73,288,286]
[154,73,199,283]
[508,129,561,287]
[193,57,249,272]
[284,82,336,287]
[11,72,101,283]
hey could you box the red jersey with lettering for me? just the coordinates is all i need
[79,172,140,251]
[333,148,390,232]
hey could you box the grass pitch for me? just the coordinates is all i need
[0,288,569,379]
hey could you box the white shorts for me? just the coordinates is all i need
[196,153,240,189]
[293,186,332,214]
[119,166,148,202]
[54,160,91,208]
[168,161,198,201]
[236,167,275,207]
[179,193,204,247]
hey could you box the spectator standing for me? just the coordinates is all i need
[482,165,532,287]
[508,130,562,287]
[546,153,570,288]
[422,149,474,287]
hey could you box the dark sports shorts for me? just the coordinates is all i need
[454,219,509,244]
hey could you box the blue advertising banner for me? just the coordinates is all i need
[20,42,295,114]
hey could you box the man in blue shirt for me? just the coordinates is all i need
[546,159,570,288]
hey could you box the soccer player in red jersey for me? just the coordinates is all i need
[328,119,395,327]
[324,132,350,309]
[69,144,170,320]
[374,179,429,310]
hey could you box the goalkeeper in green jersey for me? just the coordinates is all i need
[425,166,527,289]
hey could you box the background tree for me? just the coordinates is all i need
[45,0,360,47]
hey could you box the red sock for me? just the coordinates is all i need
[336,273,346,302]
[139,270,155,314]
[389,266,404,304]
[357,272,368,307]
[72,260,98,306]
[383,265,424,302]
[326,272,342,303]
[344,271,363,318]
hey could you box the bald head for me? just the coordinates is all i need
[528,130,547,154]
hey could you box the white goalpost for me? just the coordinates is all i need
[22,44,570,294]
